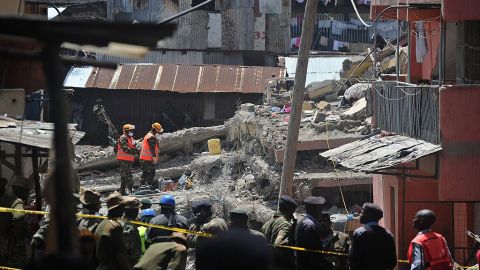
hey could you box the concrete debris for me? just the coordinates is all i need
[344,83,371,102]
[306,80,335,100]
[341,97,367,120]
[316,101,331,111]
[312,111,327,123]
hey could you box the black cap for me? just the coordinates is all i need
[279,195,297,209]
[304,196,326,205]
[192,200,212,211]
[230,208,248,219]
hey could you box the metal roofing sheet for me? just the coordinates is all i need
[64,64,285,93]
[0,116,84,150]
[284,56,350,86]
[320,134,442,173]
[63,66,93,88]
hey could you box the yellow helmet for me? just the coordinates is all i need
[123,124,135,131]
[152,122,163,133]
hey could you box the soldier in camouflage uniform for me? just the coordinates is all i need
[123,196,142,268]
[318,212,351,270]
[229,208,265,238]
[134,232,188,270]
[261,195,298,270]
[77,188,102,270]
[140,123,163,189]
[0,177,27,268]
[187,200,228,248]
[95,192,129,270]
[116,124,139,195]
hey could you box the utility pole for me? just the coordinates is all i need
[279,0,318,197]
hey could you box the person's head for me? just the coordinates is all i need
[140,198,152,210]
[11,176,32,201]
[106,192,125,218]
[359,203,383,224]
[229,208,249,230]
[304,196,326,221]
[151,122,164,134]
[124,196,141,220]
[413,209,436,231]
[159,194,175,214]
[196,231,272,270]
[0,178,7,196]
[278,195,297,219]
[192,200,213,225]
[139,208,156,223]
[318,212,332,234]
[80,188,101,212]
[95,98,102,104]
[122,124,135,137]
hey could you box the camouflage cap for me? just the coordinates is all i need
[140,198,152,206]
[106,192,124,210]
[124,196,142,209]
[80,188,101,205]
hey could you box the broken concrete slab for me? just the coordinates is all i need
[324,93,338,102]
[316,101,331,111]
[306,80,335,100]
[240,103,256,112]
[312,111,327,123]
[302,101,314,110]
[341,97,367,120]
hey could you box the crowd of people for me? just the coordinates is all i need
[0,174,460,270]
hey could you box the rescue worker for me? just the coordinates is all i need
[140,198,153,210]
[146,195,188,246]
[117,124,139,195]
[123,196,143,268]
[139,208,156,254]
[408,209,454,270]
[94,192,129,270]
[261,195,297,269]
[229,208,265,238]
[187,200,228,248]
[140,123,163,188]
[318,212,351,270]
[134,232,188,270]
[0,177,26,268]
[348,203,397,270]
[77,188,102,270]
[295,196,331,270]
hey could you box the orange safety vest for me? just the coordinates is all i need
[140,132,159,161]
[407,231,453,270]
[116,136,135,162]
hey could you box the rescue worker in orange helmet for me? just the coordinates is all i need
[116,124,139,195]
[140,122,163,189]
[408,209,454,270]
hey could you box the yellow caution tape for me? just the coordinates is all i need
[0,207,477,269]
[0,267,21,270]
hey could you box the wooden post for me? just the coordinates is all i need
[279,0,319,197]
[32,149,42,211]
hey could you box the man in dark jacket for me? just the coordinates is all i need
[348,203,397,270]
[146,195,188,246]
[187,200,228,248]
[295,196,332,270]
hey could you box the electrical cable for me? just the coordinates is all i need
[350,0,410,28]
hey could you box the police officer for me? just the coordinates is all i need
[95,192,129,270]
[140,123,163,188]
[117,124,139,195]
[123,197,143,268]
[187,200,228,248]
[261,195,297,269]
[146,195,188,246]
[318,212,351,270]
[295,196,331,270]
[229,208,264,238]
[408,209,453,270]
[140,198,153,210]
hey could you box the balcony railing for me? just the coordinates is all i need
[372,82,440,144]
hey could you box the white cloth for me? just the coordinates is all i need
[320,36,329,46]
[333,40,349,51]
[415,21,428,63]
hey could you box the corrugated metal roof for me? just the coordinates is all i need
[63,66,93,88]
[283,56,350,86]
[64,64,286,93]
[0,116,84,150]
[320,134,442,173]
